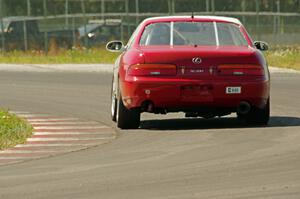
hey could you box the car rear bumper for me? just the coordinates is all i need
[120,78,270,111]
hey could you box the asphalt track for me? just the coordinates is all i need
[0,68,300,198]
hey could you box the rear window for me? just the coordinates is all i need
[217,23,248,46]
[140,22,170,45]
[140,22,248,46]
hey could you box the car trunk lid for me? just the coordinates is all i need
[138,45,261,80]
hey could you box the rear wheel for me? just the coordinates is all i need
[110,79,117,122]
[111,94,117,122]
[239,98,270,126]
[117,93,140,129]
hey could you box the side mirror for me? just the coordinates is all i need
[106,41,124,52]
[254,41,269,51]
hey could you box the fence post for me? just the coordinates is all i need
[81,0,88,47]
[211,0,215,14]
[172,0,175,14]
[72,17,76,47]
[121,17,124,41]
[206,0,210,13]
[135,0,139,25]
[255,0,260,40]
[277,0,281,34]
[0,17,4,52]
[168,0,171,15]
[241,0,246,23]
[27,0,31,16]
[273,13,277,43]
[65,0,69,28]
[0,0,5,52]
[101,0,105,20]
[168,0,175,15]
[23,0,31,51]
[23,20,28,51]
[43,0,48,53]
[125,0,130,38]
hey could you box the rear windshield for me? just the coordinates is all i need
[139,22,248,46]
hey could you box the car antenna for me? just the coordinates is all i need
[191,12,194,19]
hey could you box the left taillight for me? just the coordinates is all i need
[127,64,177,76]
[217,64,264,76]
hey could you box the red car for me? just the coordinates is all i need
[107,16,270,129]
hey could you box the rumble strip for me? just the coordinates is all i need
[0,111,116,166]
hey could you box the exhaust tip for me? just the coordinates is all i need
[237,101,251,115]
[141,100,154,112]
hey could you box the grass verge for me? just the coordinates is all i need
[0,48,119,64]
[0,46,299,70]
[0,109,32,150]
[265,46,300,70]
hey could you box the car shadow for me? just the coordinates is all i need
[139,116,300,130]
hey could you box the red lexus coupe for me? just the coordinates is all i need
[107,16,270,129]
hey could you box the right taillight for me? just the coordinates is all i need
[127,64,177,76]
[217,64,264,76]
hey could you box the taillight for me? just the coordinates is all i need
[217,64,264,76]
[128,64,177,76]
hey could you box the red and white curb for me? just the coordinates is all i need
[0,111,116,166]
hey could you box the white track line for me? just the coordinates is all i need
[0,150,60,154]
[9,111,31,114]
[15,143,98,147]
[0,112,116,164]
[0,156,43,160]
[34,132,108,135]
[27,118,80,122]
[30,121,99,125]
[17,114,50,117]
[13,145,84,150]
[27,137,115,141]
[33,126,108,130]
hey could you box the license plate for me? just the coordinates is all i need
[226,87,241,94]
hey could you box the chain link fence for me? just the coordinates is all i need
[0,0,299,52]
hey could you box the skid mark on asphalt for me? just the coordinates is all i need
[0,111,116,166]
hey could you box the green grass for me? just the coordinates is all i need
[0,48,119,64]
[0,46,299,70]
[265,46,300,70]
[0,109,33,150]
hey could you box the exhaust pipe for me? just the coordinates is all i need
[237,101,251,115]
[147,102,154,112]
[141,101,154,112]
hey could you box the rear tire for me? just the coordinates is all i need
[117,93,140,129]
[111,94,117,122]
[239,98,270,126]
[110,79,117,122]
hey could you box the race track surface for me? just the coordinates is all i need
[0,70,300,199]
